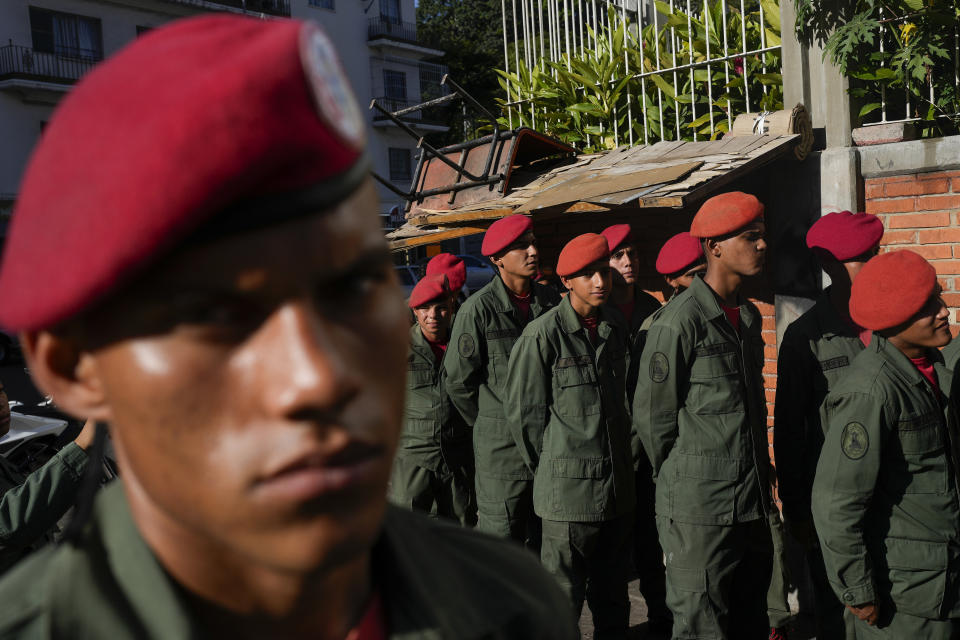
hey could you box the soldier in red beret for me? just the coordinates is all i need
[655,231,708,298]
[813,250,959,638]
[599,226,672,632]
[774,210,882,640]
[505,234,635,637]
[445,214,560,550]
[425,253,468,309]
[0,16,576,638]
[388,275,475,526]
[634,191,773,639]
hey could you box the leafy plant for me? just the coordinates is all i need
[794,0,960,136]
[495,0,783,152]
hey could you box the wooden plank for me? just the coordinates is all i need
[388,226,487,251]
[680,136,798,206]
[411,208,517,227]
[711,134,761,154]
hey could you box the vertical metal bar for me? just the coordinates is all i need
[653,0,664,140]
[759,0,767,96]
[687,0,697,140]
[670,0,681,139]
[705,2,714,136]
[880,7,886,123]
[538,0,546,67]
[591,0,599,58]
[623,0,633,146]
[564,0,572,70]
[502,0,513,129]
[721,0,731,130]
[740,0,750,113]
[512,0,522,117]
[578,0,585,59]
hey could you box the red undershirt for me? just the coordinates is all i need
[616,300,635,326]
[580,314,600,344]
[345,592,387,640]
[909,355,940,395]
[509,290,532,323]
[721,303,740,334]
[426,337,447,364]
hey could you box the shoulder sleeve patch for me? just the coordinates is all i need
[458,334,476,358]
[650,352,669,383]
[841,422,869,460]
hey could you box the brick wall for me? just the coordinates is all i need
[865,169,960,334]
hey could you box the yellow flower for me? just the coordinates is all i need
[900,22,917,45]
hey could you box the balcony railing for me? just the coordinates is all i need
[159,0,290,16]
[0,45,99,85]
[367,18,419,45]
[372,97,448,127]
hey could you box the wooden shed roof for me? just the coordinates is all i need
[387,133,799,251]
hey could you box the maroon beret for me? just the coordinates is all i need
[601,224,634,253]
[690,192,764,238]
[0,16,367,331]
[806,211,884,261]
[409,274,449,308]
[482,215,533,257]
[425,253,466,292]
[656,232,705,275]
[850,250,938,331]
[557,234,610,277]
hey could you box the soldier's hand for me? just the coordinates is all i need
[847,602,879,626]
[73,418,98,452]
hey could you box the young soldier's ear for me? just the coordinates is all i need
[19,330,111,422]
[704,238,721,259]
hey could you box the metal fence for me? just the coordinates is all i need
[0,44,98,84]
[860,9,960,128]
[368,18,420,45]
[500,0,782,148]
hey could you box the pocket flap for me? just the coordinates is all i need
[885,537,947,571]
[674,453,738,481]
[551,457,604,479]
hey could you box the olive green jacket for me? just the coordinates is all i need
[942,335,960,369]
[0,481,578,639]
[397,325,471,473]
[812,336,960,619]
[0,443,88,573]
[633,276,770,525]
[607,287,662,400]
[445,277,560,480]
[773,290,865,526]
[505,298,635,522]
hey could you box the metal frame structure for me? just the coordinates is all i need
[500,0,781,147]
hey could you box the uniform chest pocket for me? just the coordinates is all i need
[407,366,435,389]
[690,344,740,380]
[689,348,742,415]
[486,333,516,388]
[895,413,948,494]
[554,357,601,417]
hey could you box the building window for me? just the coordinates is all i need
[29,7,103,60]
[380,0,401,24]
[383,69,407,101]
[309,0,335,8]
[389,148,412,182]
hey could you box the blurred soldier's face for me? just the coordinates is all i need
[37,180,410,575]
[562,260,612,312]
[493,232,539,279]
[711,221,767,277]
[609,244,639,287]
[894,289,952,349]
[413,298,452,343]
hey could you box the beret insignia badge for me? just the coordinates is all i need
[841,422,869,460]
[299,22,366,150]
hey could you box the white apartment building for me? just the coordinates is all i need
[0,0,445,231]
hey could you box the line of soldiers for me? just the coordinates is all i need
[396,193,960,639]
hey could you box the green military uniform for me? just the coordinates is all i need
[445,276,559,545]
[0,442,88,573]
[0,481,579,638]
[606,290,672,628]
[388,325,475,526]
[775,288,865,639]
[505,297,635,637]
[634,275,773,639]
[941,335,960,369]
[812,336,960,638]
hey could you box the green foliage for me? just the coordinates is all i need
[794,0,960,136]
[495,1,784,152]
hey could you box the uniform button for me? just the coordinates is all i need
[844,593,854,602]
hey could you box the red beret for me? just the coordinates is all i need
[601,224,634,252]
[850,250,938,331]
[0,16,367,331]
[557,234,611,277]
[656,232,705,275]
[425,253,466,292]
[409,274,450,308]
[806,211,884,261]
[690,192,764,238]
[482,215,533,256]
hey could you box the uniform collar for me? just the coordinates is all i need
[813,287,859,339]
[558,295,613,340]
[408,323,440,365]
[490,274,548,317]
[688,275,756,331]
[872,333,951,394]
